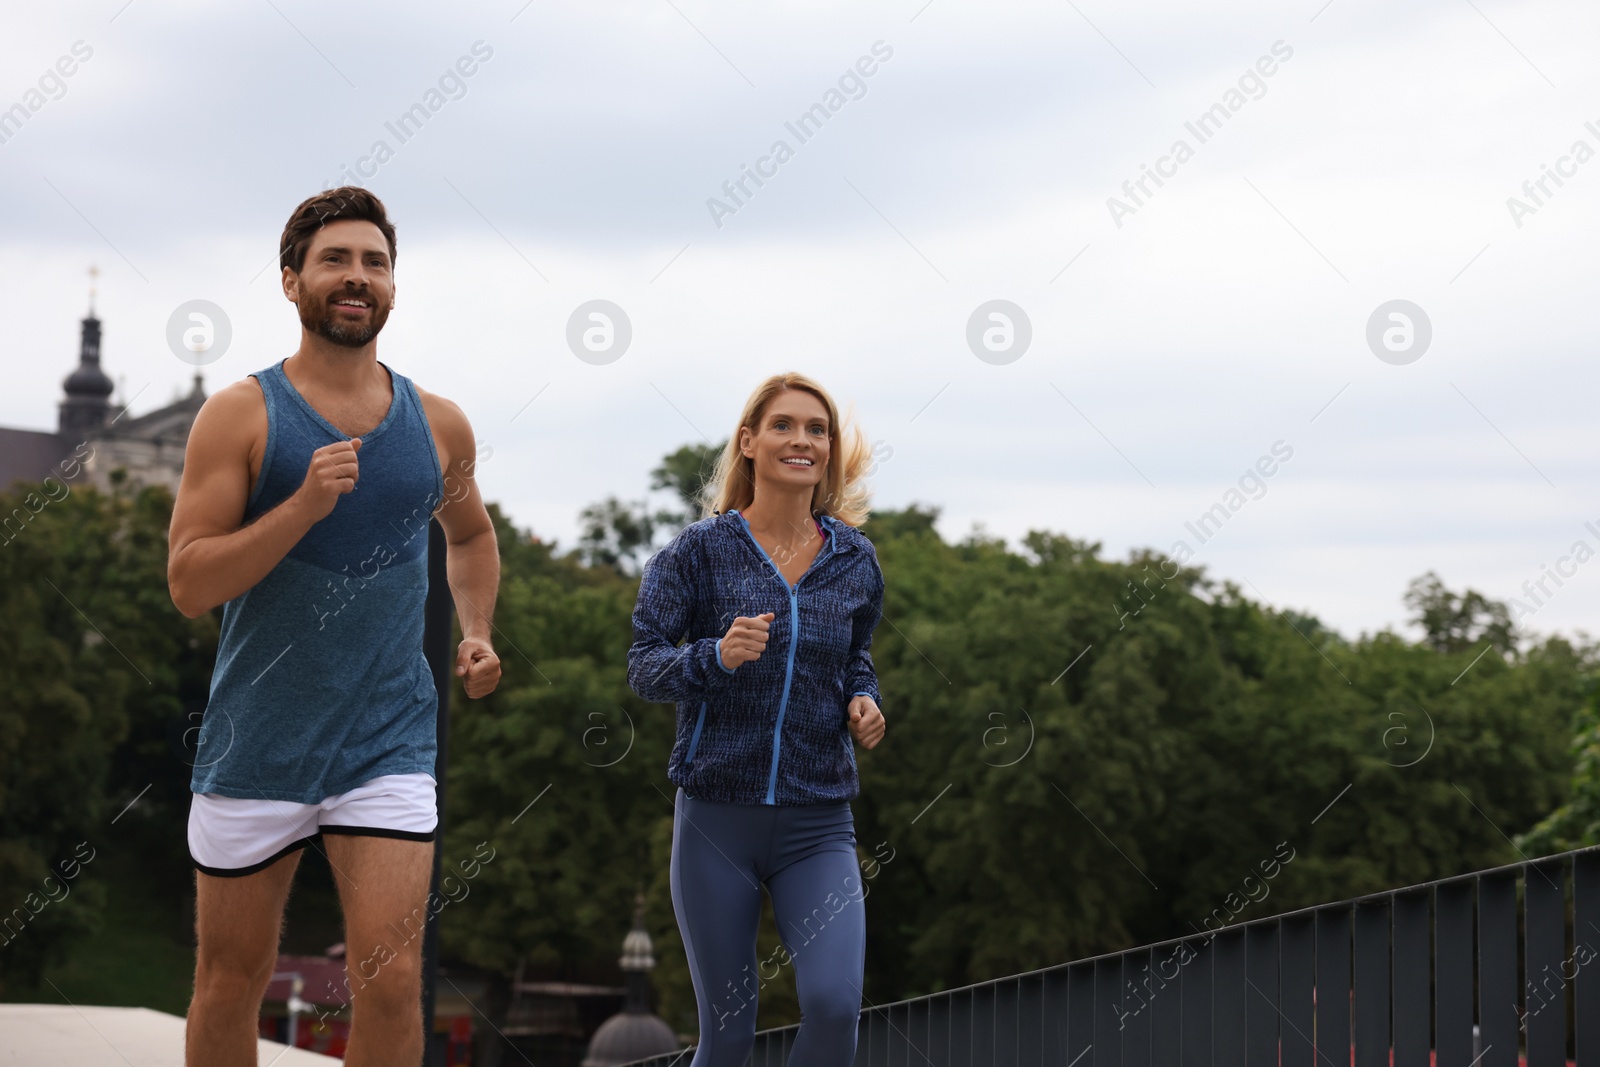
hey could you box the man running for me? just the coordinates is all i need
[167,186,502,1066]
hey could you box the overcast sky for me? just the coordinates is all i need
[3,0,1598,646]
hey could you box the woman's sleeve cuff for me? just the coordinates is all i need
[715,638,737,674]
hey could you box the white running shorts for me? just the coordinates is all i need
[188,772,438,877]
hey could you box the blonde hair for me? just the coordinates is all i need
[703,373,874,527]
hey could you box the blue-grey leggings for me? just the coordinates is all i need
[670,787,866,1066]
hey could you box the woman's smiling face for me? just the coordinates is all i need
[741,388,831,492]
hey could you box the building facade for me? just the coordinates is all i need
[0,302,204,498]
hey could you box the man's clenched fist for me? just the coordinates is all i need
[456,637,501,699]
[298,437,362,521]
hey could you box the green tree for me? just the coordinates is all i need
[576,497,657,575]
[440,504,674,992]
[1518,681,1600,854]
[0,478,208,994]
[1404,569,1517,655]
[576,440,726,574]
[650,442,723,529]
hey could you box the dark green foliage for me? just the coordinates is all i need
[0,479,213,994]
[576,440,725,574]
[451,499,1587,1025]
[576,496,658,575]
[1404,569,1517,655]
[0,471,1589,1037]
[1518,681,1600,855]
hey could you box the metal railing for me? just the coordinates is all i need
[624,844,1600,1066]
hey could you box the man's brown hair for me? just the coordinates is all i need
[279,186,398,275]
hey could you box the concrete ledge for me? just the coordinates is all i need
[0,1004,340,1064]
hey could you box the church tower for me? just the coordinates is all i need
[58,270,113,436]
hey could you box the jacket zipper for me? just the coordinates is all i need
[730,511,834,804]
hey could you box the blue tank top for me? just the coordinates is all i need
[189,358,446,804]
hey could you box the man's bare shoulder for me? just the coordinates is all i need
[413,384,475,465]
[203,379,268,412]
[188,376,267,446]
[413,383,469,431]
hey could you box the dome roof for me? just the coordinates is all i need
[63,360,114,398]
[581,1012,679,1067]
[63,314,112,398]
[582,889,680,1066]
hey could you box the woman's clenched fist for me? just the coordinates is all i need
[719,612,776,670]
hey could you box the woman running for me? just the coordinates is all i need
[627,372,887,1066]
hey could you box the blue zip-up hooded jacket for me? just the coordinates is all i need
[626,508,885,806]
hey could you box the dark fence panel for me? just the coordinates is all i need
[976,980,998,1067]
[621,846,1600,1067]
[1124,947,1151,1067]
[1180,937,1211,1067]
[1214,927,1246,1067]
[1094,955,1120,1067]
[950,986,972,1067]
[1280,913,1315,1067]
[1526,859,1566,1067]
[1019,974,1044,1067]
[1043,968,1070,1065]
[1354,898,1391,1067]
[1435,879,1474,1067]
[1068,962,1094,1067]
[1316,905,1352,1067]
[1150,943,1181,1067]
[1245,922,1277,1067]
[1393,889,1430,1067]
[905,996,934,1067]
[1480,871,1518,1067]
[1577,851,1600,1066]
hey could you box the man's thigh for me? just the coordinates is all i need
[194,849,302,980]
[319,772,438,982]
[324,834,436,990]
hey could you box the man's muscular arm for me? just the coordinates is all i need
[167,380,359,618]
[420,388,501,699]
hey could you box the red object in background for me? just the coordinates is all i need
[447,1013,474,1066]
[297,1016,351,1058]
[256,1013,350,1058]
[255,952,479,1062]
